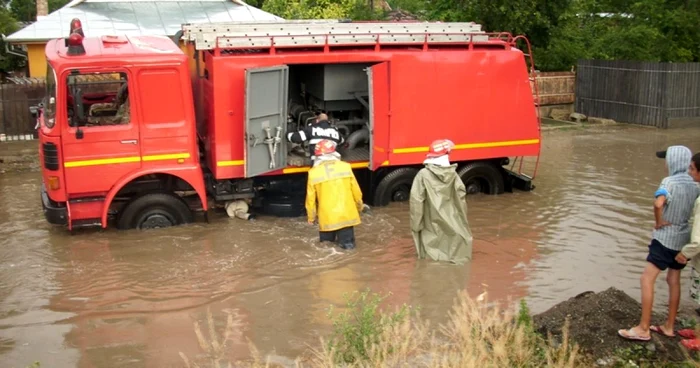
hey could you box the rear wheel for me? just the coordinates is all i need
[457,161,505,195]
[117,192,193,230]
[259,193,306,218]
[372,168,419,206]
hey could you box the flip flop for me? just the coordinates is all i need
[650,325,676,338]
[679,329,697,339]
[681,338,700,351]
[618,328,652,341]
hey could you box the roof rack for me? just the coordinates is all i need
[181,20,492,50]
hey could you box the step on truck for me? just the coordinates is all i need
[36,18,542,232]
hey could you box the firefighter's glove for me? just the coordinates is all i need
[361,204,371,215]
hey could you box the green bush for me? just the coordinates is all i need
[325,288,411,364]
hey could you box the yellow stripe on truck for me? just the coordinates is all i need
[392,138,540,154]
[142,153,191,162]
[216,160,245,167]
[64,153,191,168]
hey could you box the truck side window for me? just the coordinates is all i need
[67,71,130,128]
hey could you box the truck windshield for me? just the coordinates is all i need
[44,64,57,128]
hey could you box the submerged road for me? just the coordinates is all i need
[1,125,699,367]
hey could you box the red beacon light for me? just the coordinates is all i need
[64,18,86,56]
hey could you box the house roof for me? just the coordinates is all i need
[5,0,282,43]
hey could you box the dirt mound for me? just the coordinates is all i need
[533,287,690,364]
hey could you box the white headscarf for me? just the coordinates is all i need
[313,152,342,167]
[423,154,451,167]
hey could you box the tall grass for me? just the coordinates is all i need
[180,289,582,368]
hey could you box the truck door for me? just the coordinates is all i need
[367,62,390,171]
[244,65,289,177]
[61,70,141,195]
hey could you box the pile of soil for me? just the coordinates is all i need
[533,287,691,364]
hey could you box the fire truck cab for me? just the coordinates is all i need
[39,21,206,231]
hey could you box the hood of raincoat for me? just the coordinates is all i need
[423,162,459,184]
[665,145,692,176]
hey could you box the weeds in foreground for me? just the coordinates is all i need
[180,289,582,368]
[179,308,272,368]
[680,317,699,330]
[323,289,413,364]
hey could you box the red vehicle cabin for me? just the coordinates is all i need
[37,19,541,232]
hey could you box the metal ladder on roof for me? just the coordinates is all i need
[181,19,491,50]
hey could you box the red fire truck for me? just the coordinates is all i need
[36,18,541,232]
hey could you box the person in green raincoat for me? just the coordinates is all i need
[409,139,473,264]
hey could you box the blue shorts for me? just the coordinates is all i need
[647,239,686,271]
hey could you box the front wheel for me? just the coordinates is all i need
[117,192,193,230]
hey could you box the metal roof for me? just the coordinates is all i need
[5,0,282,43]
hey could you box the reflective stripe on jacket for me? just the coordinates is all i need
[305,159,363,232]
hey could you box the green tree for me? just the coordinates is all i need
[0,7,25,74]
[536,0,700,70]
[10,0,71,22]
[241,0,700,70]
[262,0,381,20]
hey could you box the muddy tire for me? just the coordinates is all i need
[457,161,505,195]
[117,192,193,230]
[372,167,419,207]
[260,193,306,218]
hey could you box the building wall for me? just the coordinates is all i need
[27,43,48,78]
[23,40,193,78]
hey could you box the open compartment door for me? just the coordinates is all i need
[367,62,390,171]
[244,65,289,177]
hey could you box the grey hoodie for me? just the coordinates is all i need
[653,145,700,251]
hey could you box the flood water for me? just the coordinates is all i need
[2,125,700,367]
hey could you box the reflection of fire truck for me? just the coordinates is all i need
[37,18,541,232]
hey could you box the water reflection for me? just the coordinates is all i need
[1,126,700,366]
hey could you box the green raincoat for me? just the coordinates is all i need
[409,163,473,264]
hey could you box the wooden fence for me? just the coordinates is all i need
[575,60,700,128]
[0,81,45,141]
[534,71,575,106]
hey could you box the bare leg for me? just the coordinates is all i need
[665,268,681,332]
[619,262,663,340]
[639,262,662,332]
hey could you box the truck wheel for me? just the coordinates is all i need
[372,168,418,207]
[260,193,306,218]
[457,161,505,195]
[117,192,193,230]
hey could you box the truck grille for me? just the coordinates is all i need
[42,142,59,171]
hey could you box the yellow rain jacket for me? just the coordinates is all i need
[306,159,364,231]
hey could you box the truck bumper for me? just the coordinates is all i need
[41,183,67,226]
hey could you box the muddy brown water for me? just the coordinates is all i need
[2,125,700,367]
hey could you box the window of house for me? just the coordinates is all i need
[66,71,130,127]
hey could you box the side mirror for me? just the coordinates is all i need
[76,127,84,140]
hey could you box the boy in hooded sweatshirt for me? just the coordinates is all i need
[409,139,473,265]
[619,145,700,342]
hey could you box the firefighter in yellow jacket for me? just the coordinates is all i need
[305,139,365,250]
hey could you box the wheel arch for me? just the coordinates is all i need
[101,168,208,227]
